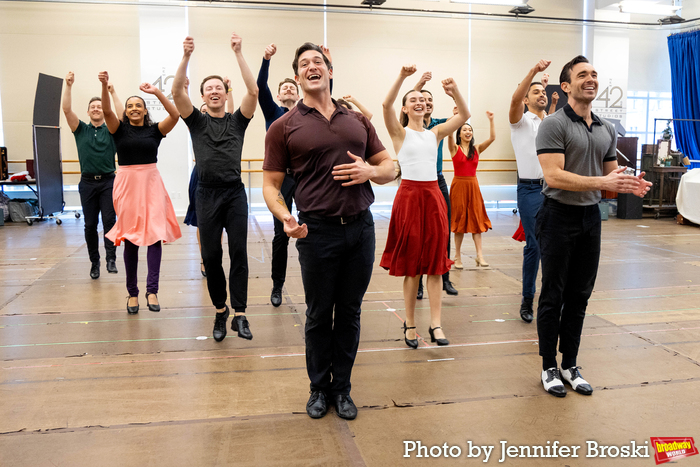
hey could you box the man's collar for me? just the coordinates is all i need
[563,103,602,125]
[88,121,106,128]
[296,98,347,116]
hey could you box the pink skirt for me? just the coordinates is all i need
[106,164,182,247]
[380,179,453,277]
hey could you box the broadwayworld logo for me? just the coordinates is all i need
[650,437,698,465]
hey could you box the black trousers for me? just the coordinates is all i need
[78,175,117,264]
[536,197,601,366]
[271,174,296,289]
[196,181,248,313]
[437,173,451,281]
[296,210,375,396]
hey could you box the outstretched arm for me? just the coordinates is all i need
[109,83,124,121]
[509,60,550,124]
[62,72,79,132]
[231,32,258,119]
[172,36,195,119]
[140,83,179,135]
[382,65,415,145]
[475,111,496,154]
[433,78,469,141]
[343,95,373,121]
[98,72,119,134]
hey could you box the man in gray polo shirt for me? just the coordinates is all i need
[535,55,651,398]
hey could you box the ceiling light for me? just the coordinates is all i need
[658,14,686,24]
[361,0,385,4]
[619,1,681,16]
[510,4,535,14]
[450,0,528,6]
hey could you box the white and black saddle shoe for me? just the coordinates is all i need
[560,366,593,395]
[541,367,567,397]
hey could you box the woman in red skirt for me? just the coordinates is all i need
[380,65,470,348]
[99,71,182,314]
[447,111,495,268]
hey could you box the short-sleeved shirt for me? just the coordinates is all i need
[536,104,617,206]
[510,111,545,180]
[183,107,251,186]
[426,117,447,173]
[112,121,164,166]
[73,120,116,175]
[264,99,386,217]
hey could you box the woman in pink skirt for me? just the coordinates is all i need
[99,71,181,314]
[380,65,469,348]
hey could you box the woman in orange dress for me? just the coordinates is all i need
[99,71,181,314]
[448,111,495,268]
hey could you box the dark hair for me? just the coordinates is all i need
[87,97,101,110]
[277,78,299,94]
[529,81,543,90]
[455,123,476,160]
[420,89,433,98]
[199,75,228,96]
[337,98,353,110]
[399,90,422,127]
[292,43,331,76]
[559,55,589,88]
[122,95,153,127]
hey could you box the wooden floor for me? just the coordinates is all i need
[1,209,699,466]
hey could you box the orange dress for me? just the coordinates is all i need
[450,147,492,234]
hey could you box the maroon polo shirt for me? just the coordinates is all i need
[264,99,386,217]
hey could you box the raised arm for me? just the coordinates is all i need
[509,60,550,124]
[223,76,234,114]
[412,71,431,92]
[433,78,469,141]
[343,95,373,121]
[257,44,282,123]
[382,65,415,146]
[475,111,496,154]
[172,36,195,119]
[548,91,559,115]
[108,83,124,121]
[140,83,179,136]
[231,32,258,119]
[62,72,79,132]
[98,71,119,134]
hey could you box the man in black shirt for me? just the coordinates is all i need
[172,33,258,342]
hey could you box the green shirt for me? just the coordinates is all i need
[73,120,116,175]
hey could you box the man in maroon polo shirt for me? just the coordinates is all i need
[263,42,395,420]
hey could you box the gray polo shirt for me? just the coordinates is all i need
[536,104,617,206]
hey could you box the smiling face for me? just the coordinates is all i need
[563,62,598,104]
[402,91,426,122]
[277,81,299,106]
[295,50,332,95]
[125,97,147,126]
[201,78,227,112]
[87,99,104,124]
[524,83,548,112]
[421,91,433,117]
[460,124,473,143]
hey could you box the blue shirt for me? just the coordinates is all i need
[426,117,447,173]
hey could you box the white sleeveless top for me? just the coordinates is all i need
[398,128,438,182]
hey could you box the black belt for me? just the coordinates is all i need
[82,172,115,180]
[299,209,368,225]
[519,178,543,185]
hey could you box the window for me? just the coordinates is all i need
[626,91,674,164]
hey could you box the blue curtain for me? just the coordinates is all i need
[668,30,700,169]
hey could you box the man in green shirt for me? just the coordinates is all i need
[62,72,122,279]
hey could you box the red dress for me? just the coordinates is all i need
[449,147,492,234]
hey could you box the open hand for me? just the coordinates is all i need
[332,151,374,186]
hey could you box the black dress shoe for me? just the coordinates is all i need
[232,314,253,340]
[90,261,100,279]
[334,394,358,420]
[306,390,328,419]
[270,287,282,307]
[416,277,424,300]
[428,326,449,346]
[443,280,458,296]
[520,297,534,323]
[126,296,139,314]
[145,292,160,312]
[106,259,118,274]
[213,306,230,342]
[542,367,567,397]
[403,323,418,349]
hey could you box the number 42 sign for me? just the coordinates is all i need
[592,79,626,127]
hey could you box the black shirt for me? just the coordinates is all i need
[112,121,165,166]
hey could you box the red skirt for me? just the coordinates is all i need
[106,164,182,247]
[450,176,492,234]
[380,179,453,277]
